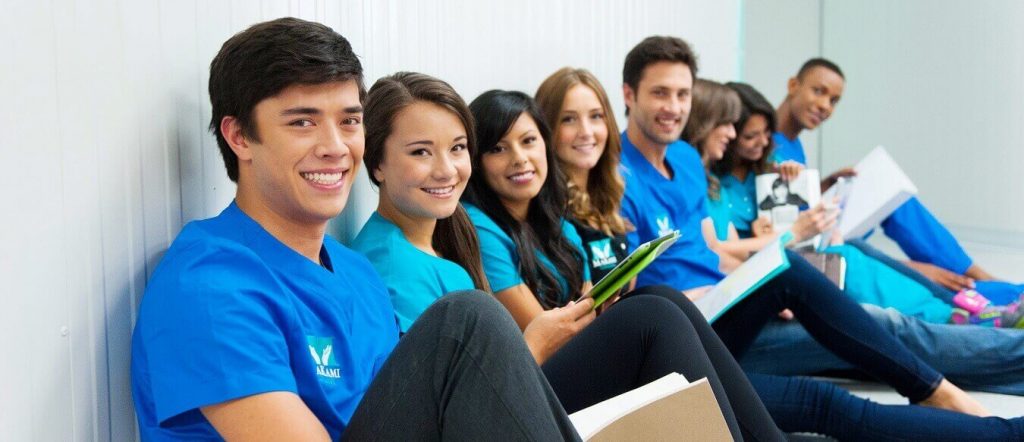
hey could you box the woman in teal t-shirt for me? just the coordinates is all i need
[350,73,486,332]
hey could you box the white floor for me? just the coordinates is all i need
[856,235,1024,417]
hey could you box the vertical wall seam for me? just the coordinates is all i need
[816,0,825,171]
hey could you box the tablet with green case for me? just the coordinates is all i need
[582,230,680,309]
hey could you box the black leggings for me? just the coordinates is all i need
[542,282,1024,441]
[542,285,786,442]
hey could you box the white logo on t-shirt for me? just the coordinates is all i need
[656,216,673,237]
[590,239,617,269]
[307,336,341,381]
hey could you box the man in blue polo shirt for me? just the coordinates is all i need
[774,59,1021,298]
[130,18,577,441]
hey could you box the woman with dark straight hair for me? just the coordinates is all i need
[462,89,791,441]
[464,90,585,309]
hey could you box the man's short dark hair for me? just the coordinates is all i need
[622,36,699,92]
[797,58,844,80]
[208,17,365,182]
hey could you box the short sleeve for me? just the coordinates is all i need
[138,242,298,425]
[382,263,445,333]
[468,208,524,292]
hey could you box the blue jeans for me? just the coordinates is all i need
[751,373,1024,440]
[715,251,943,402]
[740,304,1024,395]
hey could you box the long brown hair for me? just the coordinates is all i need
[682,78,741,200]
[535,67,628,237]
[363,72,490,292]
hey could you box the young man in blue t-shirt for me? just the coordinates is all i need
[775,59,1013,294]
[130,18,577,441]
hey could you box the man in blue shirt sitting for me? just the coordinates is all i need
[130,17,577,441]
[774,58,1007,293]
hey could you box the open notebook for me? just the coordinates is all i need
[839,146,918,239]
[568,373,731,441]
[694,232,793,322]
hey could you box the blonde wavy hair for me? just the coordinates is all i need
[535,67,629,237]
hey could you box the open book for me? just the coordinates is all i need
[839,146,918,239]
[568,373,731,441]
[582,230,679,309]
[694,232,793,322]
[815,176,852,252]
[755,169,821,235]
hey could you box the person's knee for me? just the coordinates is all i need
[433,289,497,312]
[630,284,680,299]
[860,303,908,334]
[418,290,518,337]
[611,295,699,336]
[631,284,708,324]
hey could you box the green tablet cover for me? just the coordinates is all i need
[585,230,680,309]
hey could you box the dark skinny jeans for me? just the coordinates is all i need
[715,250,943,402]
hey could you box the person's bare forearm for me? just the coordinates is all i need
[202,392,330,441]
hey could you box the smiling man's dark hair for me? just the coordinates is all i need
[796,57,844,80]
[622,36,699,92]
[208,17,365,182]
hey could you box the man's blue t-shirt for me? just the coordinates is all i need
[718,171,758,236]
[772,132,806,164]
[131,202,400,440]
[352,211,475,332]
[619,133,725,291]
[465,203,589,303]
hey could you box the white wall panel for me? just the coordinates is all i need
[740,0,822,167]
[0,1,740,440]
[819,0,1024,245]
[743,0,1024,248]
